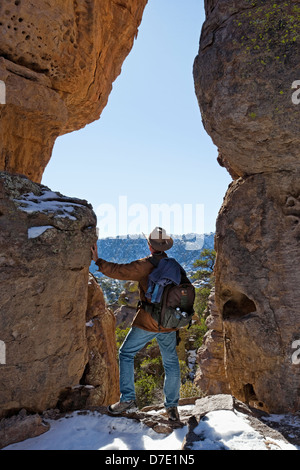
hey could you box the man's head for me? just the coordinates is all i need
[147,227,173,253]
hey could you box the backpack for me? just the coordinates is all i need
[143,256,195,329]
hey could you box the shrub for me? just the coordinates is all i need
[115,326,130,351]
[187,320,208,350]
[135,372,161,408]
[180,381,205,399]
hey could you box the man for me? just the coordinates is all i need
[91,227,181,421]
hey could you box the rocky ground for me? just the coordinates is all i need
[1,394,300,450]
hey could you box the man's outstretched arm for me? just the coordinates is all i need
[91,243,152,282]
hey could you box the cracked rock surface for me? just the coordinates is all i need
[0,172,98,418]
[0,0,148,182]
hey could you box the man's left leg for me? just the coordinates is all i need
[108,327,156,415]
[156,331,181,420]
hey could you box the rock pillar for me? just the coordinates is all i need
[194,0,300,412]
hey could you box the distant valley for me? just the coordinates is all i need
[90,232,214,276]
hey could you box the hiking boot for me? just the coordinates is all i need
[166,406,180,421]
[107,400,137,415]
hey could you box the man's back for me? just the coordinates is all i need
[95,252,177,332]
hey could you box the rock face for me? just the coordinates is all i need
[83,274,120,406]
[194,1,300,412]
[114,281,139,327]
[0,0,148,420]
[194,290,230,396]
[216,172,300,413]
[0,172,98,418]
[0,410,50,449]
[194,0,300,178]
[55,274,120,413]
[0,0,148,182]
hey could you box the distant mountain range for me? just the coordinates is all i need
[90,233,215,279]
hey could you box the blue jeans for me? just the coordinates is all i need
[119,327,181,408]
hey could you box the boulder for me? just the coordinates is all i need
[82,273,120,406]
[0,171,96,417]
[0,0,147,423]
[114,305,137,328]
[194,0,300,178]
[114,281,139,327]
[215,172,300,413]
[194,289,230,395]
[55,274,120,411]
[193,0,300,413]
[0,0,148,182]
[0,410,50,450]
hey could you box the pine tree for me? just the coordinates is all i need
[192,248,216,317]
[192,248,216,286]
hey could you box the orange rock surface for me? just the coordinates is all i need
[0,0,148,182]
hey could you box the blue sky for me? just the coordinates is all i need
[42,0,231,237]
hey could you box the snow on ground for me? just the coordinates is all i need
[3,406,300,451]
[3,411,187,451]
[190,410,297,451]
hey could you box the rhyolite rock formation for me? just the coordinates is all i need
[0,172,95,417]
[55,274,120,413]
[0,0,148,423]
[194,0,300,412]
[83,273,120,406]
[194,290,230,396]
[114,281,140,327]
[0,173,120,418]
[0,0,148,182]
[194,0,300,178]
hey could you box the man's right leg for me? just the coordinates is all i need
[117,327,156,404]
